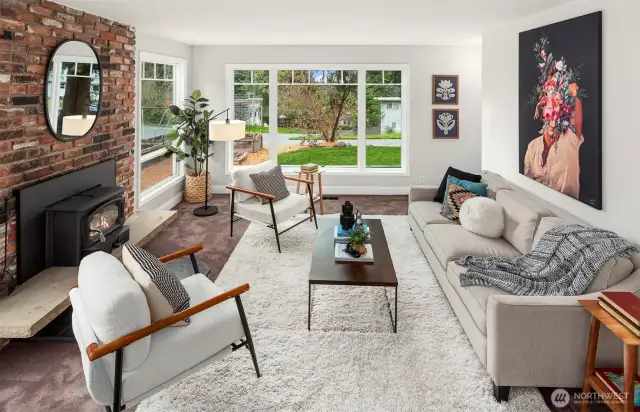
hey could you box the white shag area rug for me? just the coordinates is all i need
[138,215,548,412]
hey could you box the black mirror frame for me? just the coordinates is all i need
[44,39,103,142]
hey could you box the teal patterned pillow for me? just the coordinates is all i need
[441,176,487,208]
[444,176,487,199]
[441,182,478,221]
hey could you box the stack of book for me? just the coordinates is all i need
[334,224,370,244]
[598,291,640,337]
[301,163,319,174]
[594,368,640,407]
[333,225,374,263]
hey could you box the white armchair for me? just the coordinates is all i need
[226,161,317,252]
[70,246,260,412]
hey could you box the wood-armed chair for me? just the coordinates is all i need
[226,160,317,253]
[70,245,260,412]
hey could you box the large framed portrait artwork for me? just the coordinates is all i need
[519,12,602,209]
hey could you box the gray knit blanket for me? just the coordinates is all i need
[457,224,638,296]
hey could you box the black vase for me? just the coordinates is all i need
[340,201,355,231]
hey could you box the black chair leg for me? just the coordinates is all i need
[112,349,123,412]
[493,383,510,402]
[235,295,261,377]
[269,200,281,253]
[306,183,318,229]
[230,193,235,237]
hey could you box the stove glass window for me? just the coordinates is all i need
[89,203,119,240]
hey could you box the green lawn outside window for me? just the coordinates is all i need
[276,146,400,167]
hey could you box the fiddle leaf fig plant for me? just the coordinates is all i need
[163,89,216,177]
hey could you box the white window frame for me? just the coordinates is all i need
[225,64,410,176]
[48,55,100,129]
[136,51,187,209]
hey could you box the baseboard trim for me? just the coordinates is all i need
[213,185,409,196]
[156,191,184,211]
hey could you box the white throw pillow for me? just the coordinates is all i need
[459,197,504,238]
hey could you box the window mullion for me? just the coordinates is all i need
[357,69,366,171]
[269,69,278,164]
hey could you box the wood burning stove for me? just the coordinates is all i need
[44,185,130,267]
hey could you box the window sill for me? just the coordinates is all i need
[139,175,185,208]
[227,165,408,177]
[280,166,409,177]
[141,148,168,163]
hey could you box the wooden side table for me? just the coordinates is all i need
[580,300,640,412]
[296,170,324,215]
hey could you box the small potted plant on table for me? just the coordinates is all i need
[347,226,371,257]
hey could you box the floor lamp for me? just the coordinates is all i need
[193,110,245,217]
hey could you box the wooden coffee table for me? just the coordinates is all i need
[308,219,398,332]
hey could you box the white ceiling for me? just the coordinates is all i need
[56,0,572,46]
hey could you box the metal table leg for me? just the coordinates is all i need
[308,283,312,331]
[394,285,398,333]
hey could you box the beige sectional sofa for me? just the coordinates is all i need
[409,171,640,402]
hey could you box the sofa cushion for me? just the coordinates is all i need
[446,262,510,335]
[409,201,456,230]
[583,257,634,294]
[231,160,277,202]
[495,190,551,254]
[532,216,568,249]
[78,251,151,371]
[531,216,634,293]
[423,224,521,268]
[480,171,513,199]
[121,274,245,403]
[235,193,309,225]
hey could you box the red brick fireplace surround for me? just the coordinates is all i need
[0,0,136,293]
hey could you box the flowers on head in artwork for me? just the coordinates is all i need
[530,37,587,141]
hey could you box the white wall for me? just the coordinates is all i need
[482,0,640,243]
[191,45,482,192]
[135,32,193,211]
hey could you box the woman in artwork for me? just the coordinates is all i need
[524,37,586,200]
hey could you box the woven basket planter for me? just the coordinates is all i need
[184,172,212,203]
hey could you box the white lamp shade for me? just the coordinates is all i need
[209,119,245,141]
[61,115,96,136]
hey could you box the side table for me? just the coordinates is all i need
[579,300,640,412]
[296,170,324,215]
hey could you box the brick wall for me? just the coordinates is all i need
[0,0,136,293]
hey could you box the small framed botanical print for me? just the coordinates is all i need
[433,109,459,139]
[432,75,459,105]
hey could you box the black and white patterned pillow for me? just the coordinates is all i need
[123,244,191,325]
[249,165,290,204]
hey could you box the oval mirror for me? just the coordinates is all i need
[45,40,102,141]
